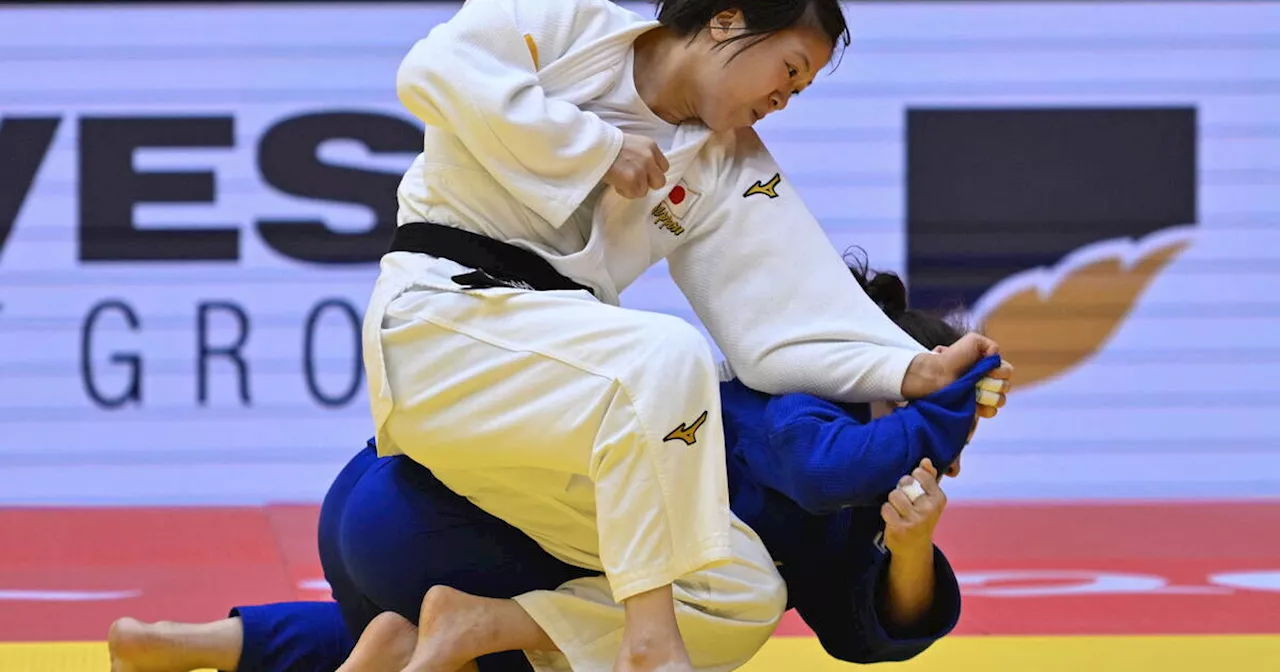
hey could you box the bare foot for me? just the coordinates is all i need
[336,611,417,672]
[614,637,694,672]
[108,617,241,672]
[401,586,503,672]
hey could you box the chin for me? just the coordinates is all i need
[704,111,753,133]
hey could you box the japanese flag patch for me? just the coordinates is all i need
[664,182,701,219]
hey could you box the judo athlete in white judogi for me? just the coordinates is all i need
[362,0,1011,670]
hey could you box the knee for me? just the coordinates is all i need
[727,564,788,628]
[756,568,789,626]
[639,315,716,375]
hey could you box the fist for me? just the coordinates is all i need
[881,458,947,556]
[603,133,669,199]
[974,362,1014,420]
[932,335,1014,421]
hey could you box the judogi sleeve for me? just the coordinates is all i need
[394,0,624,227]
[745,356,1000,514]
[668,129,927,403]
[787,545,963,663]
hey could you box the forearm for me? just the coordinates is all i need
[669,131,930,403]
[900,353,947,400]
[671,223,927,403]
[881,545,936,630]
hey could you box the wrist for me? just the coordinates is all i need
[900,353,946,399]
[886,537,935,562]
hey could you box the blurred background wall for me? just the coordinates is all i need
[3,1,1276,505]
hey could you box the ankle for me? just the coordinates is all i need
[622,635,688,667]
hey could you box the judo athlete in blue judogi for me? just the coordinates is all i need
[108,267,1001,672]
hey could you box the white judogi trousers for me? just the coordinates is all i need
[366,254,750,603]
[517,514,786,672]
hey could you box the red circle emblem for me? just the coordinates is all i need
[669,185,686,205]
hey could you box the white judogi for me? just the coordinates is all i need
[363,0,927,667]
[515,515,786,672]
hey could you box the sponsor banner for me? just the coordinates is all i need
[0,3,1278,503]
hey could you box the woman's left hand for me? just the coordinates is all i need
[881,458,947,556]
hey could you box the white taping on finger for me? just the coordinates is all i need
[977,377,1006,394]
[901,479,926,503]
[976,389,1002,407]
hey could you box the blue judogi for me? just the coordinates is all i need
[230,356,999,671]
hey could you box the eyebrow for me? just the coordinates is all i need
[800,52,812,74]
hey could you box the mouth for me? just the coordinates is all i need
[750,108,763,123]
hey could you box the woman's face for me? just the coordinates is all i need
[689,10,833,132]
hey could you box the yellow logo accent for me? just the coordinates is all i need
[650,203,686,236]
[523,34,539,70]
[663,410,709,446]
[743,173,781,199]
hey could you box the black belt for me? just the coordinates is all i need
[389,222,593,295]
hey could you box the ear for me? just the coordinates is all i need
[708,8,746,43]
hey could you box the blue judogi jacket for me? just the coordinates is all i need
[231,355,999,671]
[720,354,999,662]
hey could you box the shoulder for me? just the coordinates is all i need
[510,0,651,62]
[699,127,786,197]
[702,127,771,165]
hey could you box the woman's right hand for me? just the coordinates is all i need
[604,133,669,199]
[901,333,1013,415]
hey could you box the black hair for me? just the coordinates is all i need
[843,249,966,351]
[654,0,852,64]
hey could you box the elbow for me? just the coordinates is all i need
[793,484,844,516]
[731,354,794,396]
[825,640,933,665]
[395,39,439,113]
[818,637,890,665]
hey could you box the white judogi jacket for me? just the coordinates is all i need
[381,0,926,404]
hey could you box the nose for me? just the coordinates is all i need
[769,90,791,112]
[946,458,962,478]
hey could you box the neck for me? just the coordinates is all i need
[632,28,698,126]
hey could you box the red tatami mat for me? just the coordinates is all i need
[2,502,1278,642]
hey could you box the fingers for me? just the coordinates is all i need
[887,488,914,517]
[976,389,1005,408]
[881,501,904,526]
[976,373,1008,417]
[918,458,939,480]
[956,332,999,358]
[978,376,1010,395]
[901,479,927,503]
[646,158,667,191]
[652,145,670,173]
[612,177,647,199]
[974,334,1000,357]
[913,463,942,497]
[985,361,1015,382]
[608,135,668,198]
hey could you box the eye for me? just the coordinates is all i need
[785,64,801,97]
